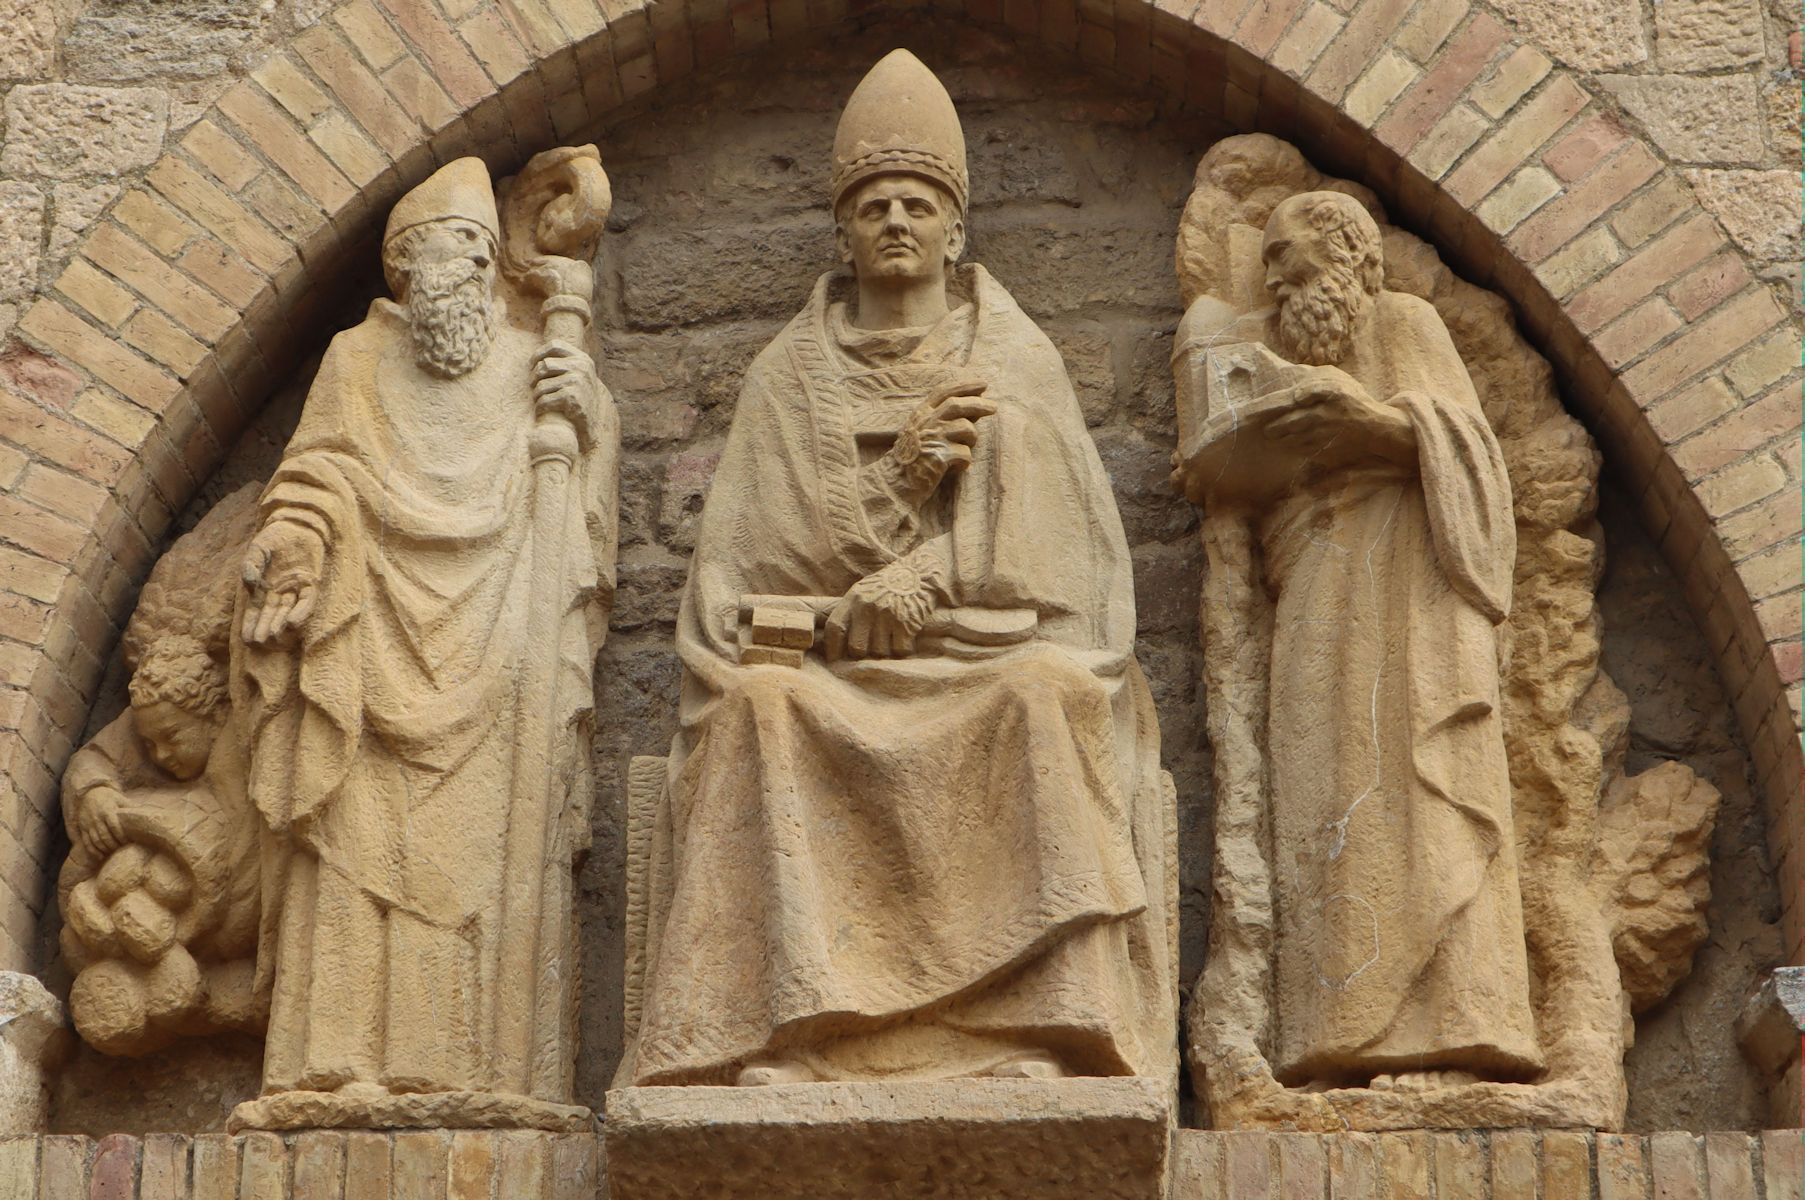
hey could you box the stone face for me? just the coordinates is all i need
[606,1080,1169,1200]
[48,182,122,263]
[0,85,169,180]
[1684,169,1800,261]
[1600,75,1768,163]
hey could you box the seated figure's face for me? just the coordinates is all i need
[836,175,965,285]
[132,699,215,781]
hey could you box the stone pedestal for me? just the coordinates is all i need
[603,1079,1172,1200]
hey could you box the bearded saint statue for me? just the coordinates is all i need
[230,158,610,1128]
[1177,190,1540,1094]
[616,50,1176,1089]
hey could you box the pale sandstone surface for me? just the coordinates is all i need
[0,182,45,304]
[1599,75,1769,164]
[0,971,66,1132]
[63,0,268,84]
[31,21,1777,1136]
[1173,135,1740,1132]
[1487,0,1648,70]
[1654,0,1768,68]
[0,0,59,81]
[605,1080,1167,1199]
[0,83,169,179]
[1598,491,1784,1132]
[1682,169,1801,262]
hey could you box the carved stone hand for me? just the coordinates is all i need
[240,518,325,645]
[823,555,946,660]
[887,378,997,503]
[531,338,602,448]
[1263,374,1416,467]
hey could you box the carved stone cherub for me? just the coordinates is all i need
[58,486,264,1057]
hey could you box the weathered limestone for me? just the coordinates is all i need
[224,150,618,1132]
[1173,135,1722,1131]
[57,485,263,1057]
[0,973,67,1133]
[616,49,1175,1097]
[607,1080,1170,1199]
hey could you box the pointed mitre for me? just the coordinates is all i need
[383,157,500,246]
[831,50,969,214]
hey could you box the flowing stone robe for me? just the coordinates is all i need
[237,300,607,1101]
[1217,292,1542,1084]
[622,265,1175,1086]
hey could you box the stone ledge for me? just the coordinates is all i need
[604,1078,1172,1199]
[0,1126,1800,1196]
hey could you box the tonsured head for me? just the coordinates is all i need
[1262,191,1384,366]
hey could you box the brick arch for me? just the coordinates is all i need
[2,0,1796,974]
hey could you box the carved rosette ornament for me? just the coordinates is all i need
[1170,134,1720,1131]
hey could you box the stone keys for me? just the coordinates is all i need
[52,146,619,1138]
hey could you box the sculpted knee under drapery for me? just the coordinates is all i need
[616,50,1177,1091]
[1172,135,1723,1131]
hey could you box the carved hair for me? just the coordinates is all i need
[122,582,228,720]
[1284,192,1384,296]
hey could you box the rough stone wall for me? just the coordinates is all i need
[32,21,1781,1134]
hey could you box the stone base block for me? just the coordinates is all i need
[226,1089,594,1132]
[603,1078,1172,1199]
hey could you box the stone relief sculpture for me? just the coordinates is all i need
[1172,135,1721,1131]
[57,485,264,1059]
[51,148,620,1132]
[615,50,1176,1089]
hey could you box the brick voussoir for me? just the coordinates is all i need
[216,82,357,215]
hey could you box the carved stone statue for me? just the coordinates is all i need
[616,50,1176,1089]
[1173,135,1720,1130]
[226,152,617,1131]
[58,486,264,1058]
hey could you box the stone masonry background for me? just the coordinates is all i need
[21,18,1785,1134]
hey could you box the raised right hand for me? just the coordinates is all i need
[892,378,998,498]
[241,518,325,645]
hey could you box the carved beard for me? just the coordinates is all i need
[407,258,496,379]
[1277,264,1370,366]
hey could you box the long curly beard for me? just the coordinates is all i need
[1277,266,1369,366]
[407,259,496,378]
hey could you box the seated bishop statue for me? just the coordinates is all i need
[618,49,1176,1088]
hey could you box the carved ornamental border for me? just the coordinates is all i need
[0,0,1797,981]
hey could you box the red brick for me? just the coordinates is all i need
[217,82,356,214]
[81,223,237,343]
[1669,252,1752,321]
[1307,0,1414,100]
[89,1134,139,1200]
[1569,212,1721,332]
[1597,1133,1648,1200]
[1238,0,1311,56]
[1446,75,1588,204]
[16,301,180,416]
[295,24,421,159]
[1509,142,1660,263]
[1627,289,1785,401]
[1596,298,1682,369]
[375,0,494,106]
[147,157,289,275]
[1544,113,1628,181]
[1374,12,1507,151]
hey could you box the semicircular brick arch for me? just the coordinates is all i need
[1,0,1797,974]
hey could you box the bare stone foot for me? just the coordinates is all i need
[983,1053,1069,1080]
[736,1060,818,1086]
[1369,1069,1479,1093]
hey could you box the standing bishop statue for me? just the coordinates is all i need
[618,50,1177,1089]
[230,158,612,1130]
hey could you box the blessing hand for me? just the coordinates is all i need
[241,518,325,645]
[890,378,997,500]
